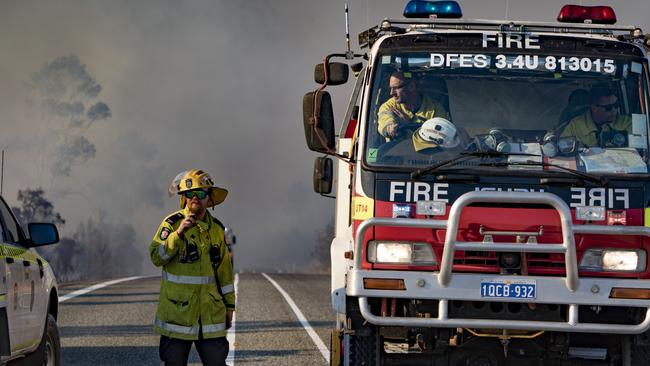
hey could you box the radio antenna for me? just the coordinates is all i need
[345,2,353,59]
[1,150,4,196]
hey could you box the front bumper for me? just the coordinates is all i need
[349,191,650,334]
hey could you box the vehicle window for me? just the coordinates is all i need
[0,197,21,243]
[364,36,650,176]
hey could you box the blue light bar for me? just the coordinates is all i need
[403,0,462,19]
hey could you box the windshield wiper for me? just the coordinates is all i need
[411,151,540,179]
[483,160,608,185]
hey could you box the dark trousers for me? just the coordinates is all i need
[159,335,229,366]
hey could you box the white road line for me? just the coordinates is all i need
[58,276,145,303]
[226,273,239,365]
[262,273,329,363]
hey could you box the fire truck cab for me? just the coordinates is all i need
[304,1,650,365]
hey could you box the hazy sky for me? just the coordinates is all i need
[1,0,649,273]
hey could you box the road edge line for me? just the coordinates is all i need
[58,276,146,303]
[262,272,329,363]
[226,273,239,365]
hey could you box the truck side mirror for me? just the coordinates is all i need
[303,91,335,152]
[315,62,349,85]
[28,223,59,247]
[313,156,333,195]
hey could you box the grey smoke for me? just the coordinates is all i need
[1,0,649,275]
[52,136,96,177]
[27,54,111,181]
[87,102,111,122]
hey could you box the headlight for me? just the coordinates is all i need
[579,249,646,272]
[367,241,436,265]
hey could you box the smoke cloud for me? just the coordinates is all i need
[26,54,111,183]
[1,0,649,276]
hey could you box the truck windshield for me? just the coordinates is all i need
[364,40,650,175]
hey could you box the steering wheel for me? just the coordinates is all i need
[396,122,422,135]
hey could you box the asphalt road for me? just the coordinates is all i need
[57,273,333,365]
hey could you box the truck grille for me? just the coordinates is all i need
[453,252,566,270]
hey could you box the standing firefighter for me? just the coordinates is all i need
[150,169,235,366]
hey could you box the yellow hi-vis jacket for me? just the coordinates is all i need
[150,207,235,340]
[560,110,632,148]
[377,95,450,138]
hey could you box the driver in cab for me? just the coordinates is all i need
[560,84,632,148]
[378,71,450,140]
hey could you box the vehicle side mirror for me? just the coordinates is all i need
[313,156,333,195]
[303,91,335,152]
[28,223,59,247]
[315,62,349,85]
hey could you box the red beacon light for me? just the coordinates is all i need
[557,5,617,25]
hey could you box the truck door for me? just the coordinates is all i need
[0,199,40,353]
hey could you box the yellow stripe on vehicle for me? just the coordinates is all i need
[645,208,650,227]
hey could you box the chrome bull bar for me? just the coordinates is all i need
[350,191,650,333]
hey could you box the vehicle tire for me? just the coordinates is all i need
[631,332,650,366]
[349,327,379,366]
[42,314,60,366]
[347,297,380,366]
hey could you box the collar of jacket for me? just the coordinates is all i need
[181,206,212,233]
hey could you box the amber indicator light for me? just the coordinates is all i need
[363,278,406,290]
[609,287,650,299]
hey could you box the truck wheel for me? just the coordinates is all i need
[631,342,650,365]
[349,326,380,366]
[346,297,381,366]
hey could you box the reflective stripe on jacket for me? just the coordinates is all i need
[149,207,235,340]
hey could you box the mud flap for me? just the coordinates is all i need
[0,307,10,356]
[331,328,342,366]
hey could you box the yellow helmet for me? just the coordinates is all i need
[169,169,228,208]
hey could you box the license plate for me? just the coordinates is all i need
[480,278,536,299]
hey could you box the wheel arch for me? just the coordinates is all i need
[48,287,58,320]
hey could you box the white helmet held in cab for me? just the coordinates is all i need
[412,117,460,151]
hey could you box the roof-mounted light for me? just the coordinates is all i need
[403,0,462,19]
[557,5,617,25]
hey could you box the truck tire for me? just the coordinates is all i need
[12,314,60,366]
[632,332,650,366]
[347,297,380,366]
[349,327,379,366]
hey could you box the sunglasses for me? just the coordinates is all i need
[596,102,619,111]
[183,190,209,199]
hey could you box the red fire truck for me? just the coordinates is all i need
[304,1,650,365]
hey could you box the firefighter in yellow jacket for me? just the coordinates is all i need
[561,84,632,148]
[150,169,235,366]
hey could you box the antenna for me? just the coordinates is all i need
[345,1,354,59]
[1,150,4,196]
[504,0,510,20]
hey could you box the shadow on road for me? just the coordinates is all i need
[235,319,333,334]
[60,324,153,337]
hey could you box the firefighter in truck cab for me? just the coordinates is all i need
[150,169,235,366]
